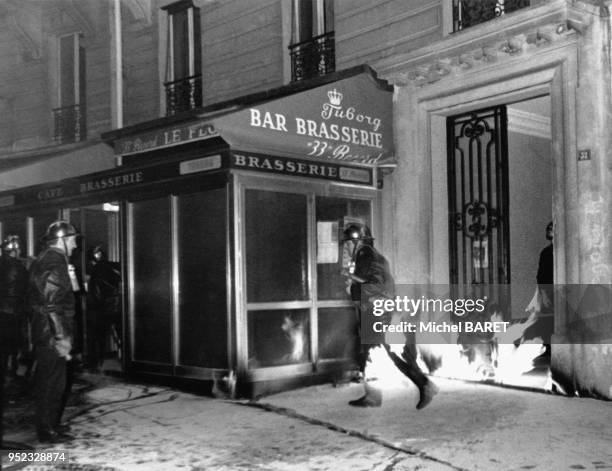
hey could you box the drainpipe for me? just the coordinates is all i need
[599,1,612,97]
[112,0,123,130]
[111,0,123,166]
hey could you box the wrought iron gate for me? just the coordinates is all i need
[447,106,510,289]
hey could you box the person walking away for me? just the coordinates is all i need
[523,221,553,355]
[343,223,438,409]
[28,221,79,443]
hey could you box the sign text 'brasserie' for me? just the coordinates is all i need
[249,89,385,165]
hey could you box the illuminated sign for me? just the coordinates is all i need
[231,152,373,185]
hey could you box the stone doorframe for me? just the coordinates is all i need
[383,43,578,321]
[376,1,612,397]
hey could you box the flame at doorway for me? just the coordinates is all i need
[366,312,550,391]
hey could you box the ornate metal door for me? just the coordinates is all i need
[447,106,510,288]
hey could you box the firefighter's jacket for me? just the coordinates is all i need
[349,243,395,304]
[27,247,75,350]
[0,254,28,315]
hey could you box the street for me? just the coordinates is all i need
[2,368,612,471]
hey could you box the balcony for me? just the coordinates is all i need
[453,0,530,32]
[289,32,335,82]
[52,104,86,144]
[164,75,203,116]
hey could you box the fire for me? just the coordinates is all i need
[368,310,550,390]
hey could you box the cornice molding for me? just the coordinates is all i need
[375,1,580,87]
[507,108,551,139]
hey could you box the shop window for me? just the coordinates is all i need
[53,33,86,144]
[248,309,310,368]
[315,196,371,300]
[131,198,172,364]
[162,0,202,115]
[452,0,530,32]
[177,189,228,369]
[289,0,335,82]
[245,190,308,302]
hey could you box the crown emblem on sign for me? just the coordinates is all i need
[327,89,343,106]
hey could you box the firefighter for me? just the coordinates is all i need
[343,223,438,409]
[1,234,29,447]
[28,221,79,443]
[0,235,29,376]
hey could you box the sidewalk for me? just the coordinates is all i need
[2,371,612,470]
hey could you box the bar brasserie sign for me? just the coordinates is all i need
[248,89,383,164]
[215,72,393,166]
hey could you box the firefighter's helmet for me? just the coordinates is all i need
[44,220,79,242]
[2,234,21,253]
[343,223,373,242]
[92,245,105,262]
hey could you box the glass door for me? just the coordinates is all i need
[238,175,376,379]
[315,196,371,361]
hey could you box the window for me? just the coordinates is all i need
[289,0,335,82]
[453,0,530,32]
[162,0,202,115]
[53,33,86,143]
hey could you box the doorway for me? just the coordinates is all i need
[67,202,123,374]
[445,96,553,388]
[446,97,553,318]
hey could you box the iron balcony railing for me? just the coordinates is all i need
[453,0,530,32]
[164,74,203,116]
[52,104,86,144]
[289,31,335,82]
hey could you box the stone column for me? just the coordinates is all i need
[552,1,612,399]
[384,85,432,284]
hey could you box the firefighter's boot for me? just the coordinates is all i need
[348,383,382,407]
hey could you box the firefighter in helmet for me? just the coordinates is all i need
[1,234,29,391]
[27,221,79,443]
[343,222,438,409]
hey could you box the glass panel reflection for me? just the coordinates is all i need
[318,307,358,360]
[245,190,308,302]
[132,198,172,363]
[248,309,310,368]
[178,189,228,368]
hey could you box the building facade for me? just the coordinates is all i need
[0,0,610,399]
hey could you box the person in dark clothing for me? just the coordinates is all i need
[0,235,29,448]
[87,245,121,371]
[524,221,554,349]
[343,223,438,409]
[28,221,79,444]
[0,235,29,375]
[537,221,554,311]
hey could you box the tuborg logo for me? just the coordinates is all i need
[321,88,381,132]
[327,89,343,107]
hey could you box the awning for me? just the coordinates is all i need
[111,66,394,168]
